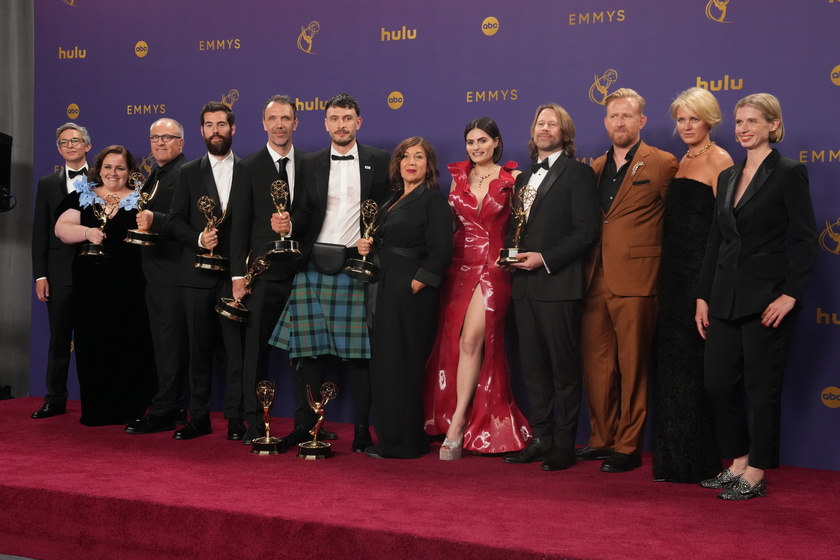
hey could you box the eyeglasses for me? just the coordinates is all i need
[149,134,182,143]
[58,138,84,146]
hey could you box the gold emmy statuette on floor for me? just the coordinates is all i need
[251,380,283,455]
[297,382,339,460]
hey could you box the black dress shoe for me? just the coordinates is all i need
[575,445,614,461]
[31,403,66,419]
[351,424,373,453]
[503,438,550,464]
[699,469,742,489]
[364,445,385,459]
[320,429,338,441]
[281,427,312,448]
[125,414,175,434]
[600,452,642,472]
[717,478,767,500]
[541,448,576,471]
[227,419,246,441]
[242,425,266,446]
[173,418,211,440]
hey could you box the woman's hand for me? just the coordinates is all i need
[761,294,796,328]
[695,299,709,340]
[357,237,373,256]
[411,279,426,294]
[85,227,106,244]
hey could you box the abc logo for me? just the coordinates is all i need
[387,91,404,110]
[135,41,149,58]
[822,386,840,408]
[482,17,500,36]
[66,103,80,119]
[831,65,840,87]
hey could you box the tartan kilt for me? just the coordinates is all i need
[269,264,370,359]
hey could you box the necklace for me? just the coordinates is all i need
[686,142,714,159]
[472,165,498,189]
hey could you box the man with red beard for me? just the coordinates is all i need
[578,89,678,472]
[168,102,246,440]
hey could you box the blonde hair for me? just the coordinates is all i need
[669,87,723,130]
[604,88,646,115]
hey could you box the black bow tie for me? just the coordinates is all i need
[530,160,549,173]
[68,168,87,178]
[331,154,355,161]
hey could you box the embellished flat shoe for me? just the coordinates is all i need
[439,437,464,461]
[699,469,742,489]
[717,478,767,500]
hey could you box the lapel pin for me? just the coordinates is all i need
[630,162,644,177]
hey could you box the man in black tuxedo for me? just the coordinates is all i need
[232,95,305,444]
[272,93,390,451]
[125,118,189,434]
[31,123,92,419]
[168,102,246,440]
[500,104,600,471]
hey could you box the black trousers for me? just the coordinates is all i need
[704,310,798,470]
[513,297,583,450]
[44,284,74,405]
[146,284,188,417]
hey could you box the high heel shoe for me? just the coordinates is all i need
[699,469,742,489]
[717,478,767,500]
[439,437,464,461]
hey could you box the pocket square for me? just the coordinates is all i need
[632,179,651,185]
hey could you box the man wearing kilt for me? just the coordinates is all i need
[269,93,390,451]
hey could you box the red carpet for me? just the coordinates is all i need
[0,397,837,559]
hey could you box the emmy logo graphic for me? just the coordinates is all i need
[705,0,730,23]
[297,21,320,54]
[63,0,77,6]
[588,69,618,105]
[820,218,840,255]
[139,153,155,178]
[220,89,240,109]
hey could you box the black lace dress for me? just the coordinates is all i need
[653,177,721,482]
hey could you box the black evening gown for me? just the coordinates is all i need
[653,177,721,482]
[368,185,453,459]
[58,192,156,426]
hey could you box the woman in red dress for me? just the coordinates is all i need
[424,117,530,459]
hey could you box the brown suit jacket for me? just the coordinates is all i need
[587,141,678,297]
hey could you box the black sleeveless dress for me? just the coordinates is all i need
[653,177,721,482]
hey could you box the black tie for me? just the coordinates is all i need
[331,154,354,161]
[530,160,549,173]
[68,168,87,178]
[277,158,289,183]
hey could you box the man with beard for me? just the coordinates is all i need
[31,122,92,419]
[232,95,309,445]
[577,89,678,472]
[168,102,246,440]
[125,118,189,435]
[498,104,600,471]
[271,93,390,452]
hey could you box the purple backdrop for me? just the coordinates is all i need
[32,0,840,469]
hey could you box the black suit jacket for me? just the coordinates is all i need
[697,149,818,320]
[141,153,186,287]
[169,154,245,289]
[232,146,305,280]
[507,154,600,301]
[290,143,391,265]
[32,168,76,287]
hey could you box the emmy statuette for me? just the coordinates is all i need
[80,193,121,258]
[297,382,339,460]
[251,380,283,455]
[124,171,159,246]
[215,253,270,323]
[265,180,300,260]
[343,199,380,283]
[499,187,536,264]
[194,195,228,271]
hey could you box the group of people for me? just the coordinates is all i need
[31,89,817,501]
